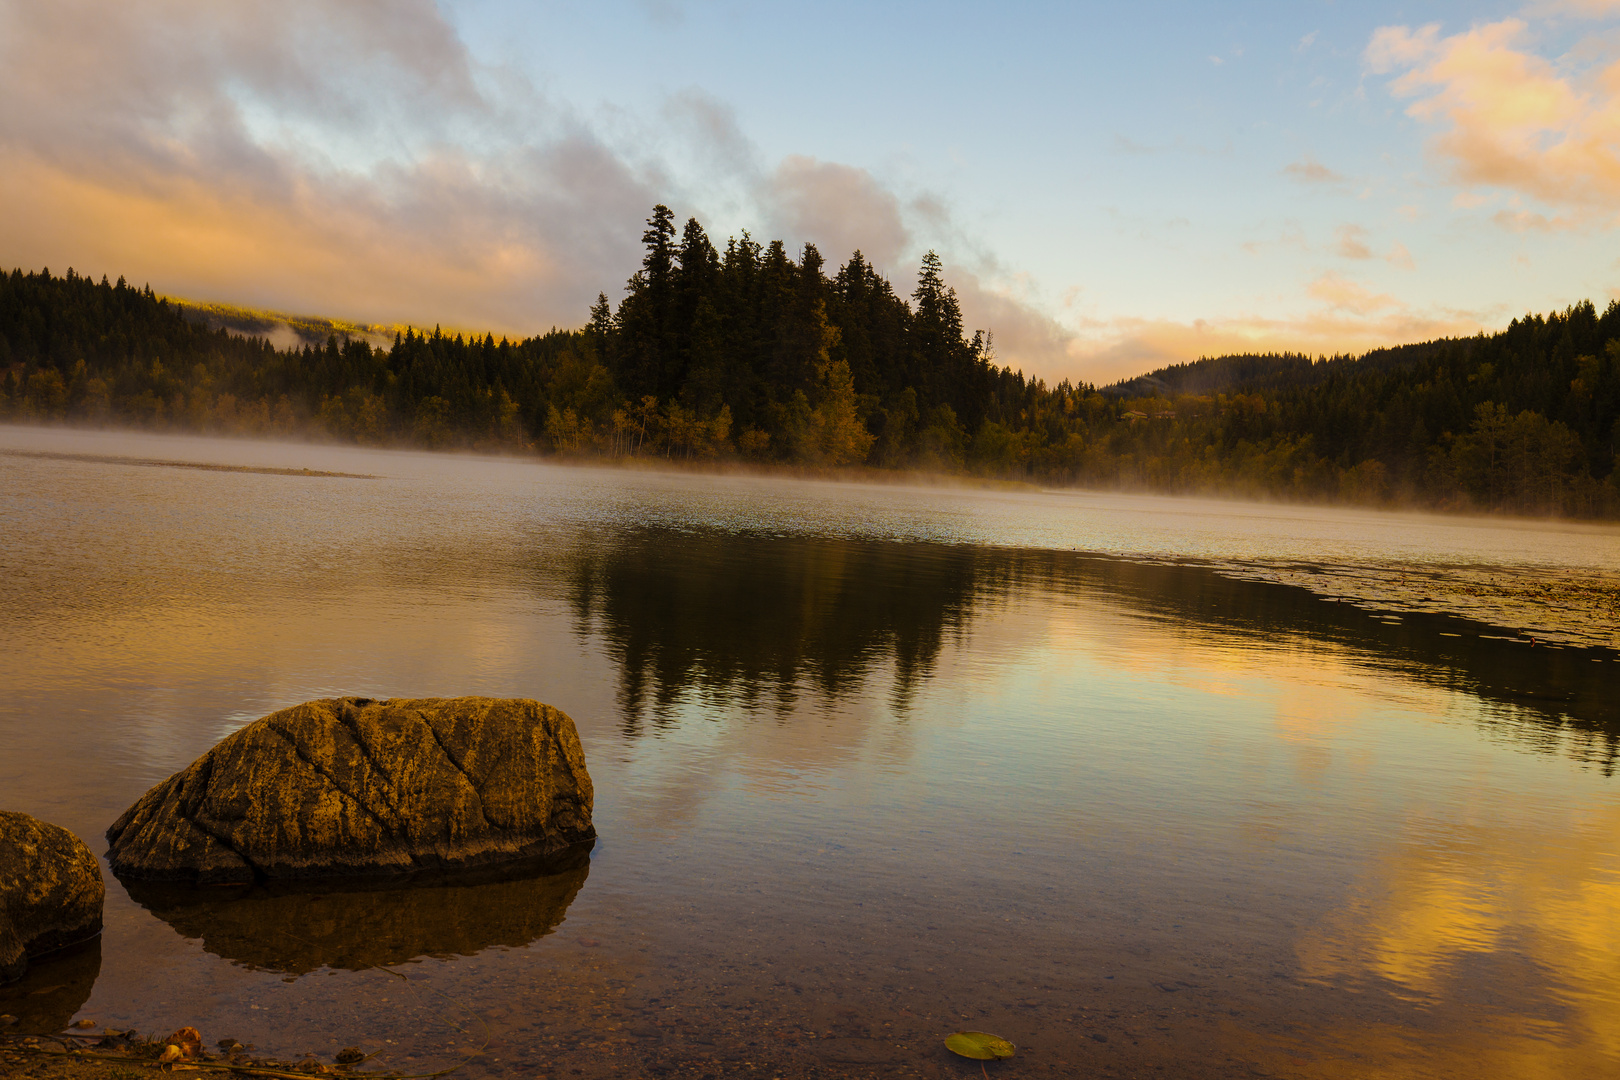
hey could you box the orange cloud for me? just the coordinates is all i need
[0,152,601,337]
[1284,156,1344,184]
[0,1,658,336]
[1307,271,1400,314]
[1367,18,1620,215]
[1335,224,1374,259]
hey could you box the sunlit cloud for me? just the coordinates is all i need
[1284,156,1344,183]
[1367,16,1620,217]
[1493,208,1583,231]
[1307,271,1401,314]
[0,0,660,335]
[1335,224,1374,259]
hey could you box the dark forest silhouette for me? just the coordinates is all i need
[3,205,1617,516]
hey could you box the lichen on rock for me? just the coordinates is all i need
[0,813,105,984]
[105,696,596,884]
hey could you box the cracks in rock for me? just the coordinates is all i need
[166,759,265,882]
[330,704,402,818]
[418,714,499,834]
[263,720,405,844]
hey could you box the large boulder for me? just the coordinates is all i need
[0,813,105,984]
[105,697,595,884]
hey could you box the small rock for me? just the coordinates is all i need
[159,1045,184,1063]
[72,1019,96,1029]
[334,1047,366,1065]
[0,1015,17,1026]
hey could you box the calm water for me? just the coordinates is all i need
[2,424,1619,1080]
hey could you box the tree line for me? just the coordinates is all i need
[2,206,1617,517]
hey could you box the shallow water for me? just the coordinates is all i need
[2,424,1618,1079]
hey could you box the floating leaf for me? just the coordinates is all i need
[944,1030,1016,1060]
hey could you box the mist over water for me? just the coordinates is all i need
[3,423,1618,1079]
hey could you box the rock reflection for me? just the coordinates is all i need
[565,527,1618,765]
[122,846,591,976]
[0,936,99,1034]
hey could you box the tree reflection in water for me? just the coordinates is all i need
[565,531,1007,730]
[566,527,1618,766]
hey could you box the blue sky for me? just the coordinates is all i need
[2,0,1618,382]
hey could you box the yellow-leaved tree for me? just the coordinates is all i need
[791,304,875,466]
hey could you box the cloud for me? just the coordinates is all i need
[0,0,663,334]
[1283,156,1345,183]
[1492,208,1583,230]
[1386,241,1416,269]
[1307,271,1401,314]
[762,156,909,270]
[1366,17,1620,214]
[1335,224,1373,259]
[941,269,1079,377]
[1113,133,1157,156]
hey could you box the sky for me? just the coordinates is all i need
[2,0,1619,384]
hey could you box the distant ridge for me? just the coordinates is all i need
[170,297,410,351]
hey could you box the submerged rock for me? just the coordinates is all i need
[105,697,595,884]
[0,813,105,984]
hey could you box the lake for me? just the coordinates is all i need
[2,424,1618,1079]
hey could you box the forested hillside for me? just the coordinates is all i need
[3,204,1618,517]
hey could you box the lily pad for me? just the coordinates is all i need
[944,1030,1016,1060]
